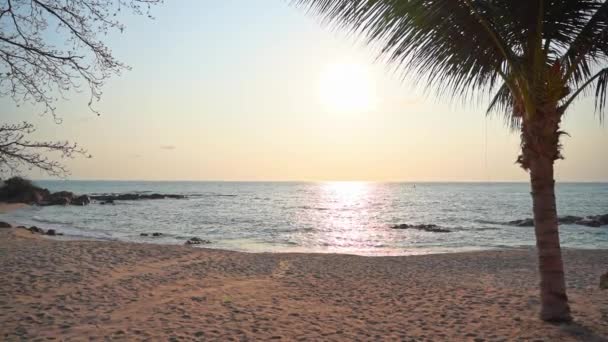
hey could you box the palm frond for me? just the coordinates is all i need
[560,1,608,87]
[561,67,608,121]
[294,0,608,124]
[486,82,521,130]
[292,0,521,102]
[594,67,608,121]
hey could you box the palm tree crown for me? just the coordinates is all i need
[294,0,607,128]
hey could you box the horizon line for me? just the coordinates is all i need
[29,179,608,183]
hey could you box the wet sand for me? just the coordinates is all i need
[0,203,28,214]
[0,227,607,341]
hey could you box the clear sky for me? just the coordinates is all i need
[2,1,607,182]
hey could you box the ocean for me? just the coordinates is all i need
[1,181,606,255]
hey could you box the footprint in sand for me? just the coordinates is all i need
[271,260,291,278]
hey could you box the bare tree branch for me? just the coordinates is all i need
[0,0,162,118]
[0,121,90,177]
[0,0,160,176]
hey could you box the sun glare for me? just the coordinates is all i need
[318,62,376,114]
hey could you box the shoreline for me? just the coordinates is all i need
[1,227,607,340]
[2,209,607,257]
[0,202,28,214]
[2,198,607,257]
[12,225,608,257]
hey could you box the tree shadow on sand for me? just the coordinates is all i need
[558,321,607,342]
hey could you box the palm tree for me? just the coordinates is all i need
[293,0,608,322]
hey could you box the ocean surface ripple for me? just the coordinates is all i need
[2,181,606,255]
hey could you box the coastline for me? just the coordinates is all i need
[1,227,607,340]
[0,202,28,214]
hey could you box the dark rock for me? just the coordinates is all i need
[587,214,608,226]
[185,237,211,245]
[577,218,602,228]
[15,189,47,204]
[90,193,186,202]
[0,221,11,228]
[506,214,608,228]
[52,191,73,198]
[49,191,74,201]
[1,178,185,206]
[116,194,140,201]
[71,195,91,206]
[41,192,73,206]
[28,226,45,234]
[152,232,163,237]
[390,223,451,233]
[95,196,114,202]
[507,218,535,227]
[49,197,72,205]
[46,229,56,236]
[600,272,608,290]
[45,196,71,206]
[16,225,26,229]
[558,215,583,224]
[140,233,149,237]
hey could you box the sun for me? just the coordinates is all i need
[318,62,376,114]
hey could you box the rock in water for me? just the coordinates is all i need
[71,195,91,206]
[152,232,163,237]
[390,224,451,233]
[505,214,608,228]
[47,191,74,204]
[0,221,11,228]
[507,218,535,227]
[559,215,583,225]
[140,233,149,237]
[116,194,140,200]
[586,214,608,226]
[600,273,608,290]
[28,226,45,234]
[185,237,211,245]
[91,193,185,202]
[46,229,56,236]
[45,196,71,206]
[17,189,46,204]
[577,218,602,228]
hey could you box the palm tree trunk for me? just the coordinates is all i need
[522,106,572,322]
[528,156,571,322]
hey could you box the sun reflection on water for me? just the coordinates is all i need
[296,181,393,254]
[322,181,371,208]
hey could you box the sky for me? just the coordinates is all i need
[2,0,607,182]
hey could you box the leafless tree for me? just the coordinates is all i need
[0,121,89,177]
[0,0,161,176]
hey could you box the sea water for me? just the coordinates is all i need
[1,181,606,255]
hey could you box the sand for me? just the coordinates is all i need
[0,227,607,341]
[0,202,28,214]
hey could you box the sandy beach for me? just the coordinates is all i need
[0,203,28,214]
[0,227,607,341]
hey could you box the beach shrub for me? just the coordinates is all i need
[0,176,48,203]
